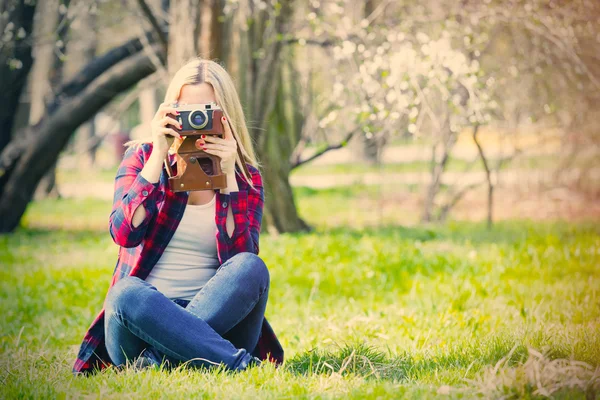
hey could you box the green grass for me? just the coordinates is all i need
[1,188,599,398]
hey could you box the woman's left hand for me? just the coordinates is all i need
[195,115,237,174]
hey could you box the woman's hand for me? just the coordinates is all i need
[151,102,182,156]
[195,115,237,174]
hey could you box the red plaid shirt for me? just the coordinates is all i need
[72,142,283,375]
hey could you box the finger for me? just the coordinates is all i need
[160,127,182,140]
[201,135,235,146]
[221,116,233,140]
[203,143,232,152]
[202,148,227,158]
[159,107,180,117]
[161,116,182,129]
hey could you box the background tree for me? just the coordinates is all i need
[0,0,165,232]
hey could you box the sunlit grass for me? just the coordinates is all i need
[1,188,599,398]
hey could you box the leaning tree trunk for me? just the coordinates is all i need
[0,41,164,232]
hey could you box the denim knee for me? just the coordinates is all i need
[105,275,151,314]
[226,252,270,289]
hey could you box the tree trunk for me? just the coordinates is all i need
[421,125,456,223]
[168,0,307,233]
[167,0,202,74]
[30,0,71,199]
[349,0,385,164]
[0,48,164,232]
[260,58,310,233]
[472,125,494,229]
[71,0,99,170]
[241,1,308,233]
[421,81,469,223]
[0,1,37,152]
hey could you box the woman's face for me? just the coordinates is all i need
[173,82,217,147]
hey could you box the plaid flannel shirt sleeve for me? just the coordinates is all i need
[215,166,264,263]
[109,144,160,248]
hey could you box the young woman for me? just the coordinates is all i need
[72,58,283,376]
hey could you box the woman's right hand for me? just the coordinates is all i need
[151,102,182,156]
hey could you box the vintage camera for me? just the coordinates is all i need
[164,102,227,192]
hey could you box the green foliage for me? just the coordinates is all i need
[0,193,598,398]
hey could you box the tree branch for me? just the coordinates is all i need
[438,180,486,222]
[135,0,168,55]
[282,37,336,47]
[54,31,156,103]
[1,45,164,173]
[290,128,359,170]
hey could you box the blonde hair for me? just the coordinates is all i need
[124,58,261,187]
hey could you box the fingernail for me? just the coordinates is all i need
[202,147,207,150]
[201,134,205,138]
[176,111,180,115]
[222,116,226,121]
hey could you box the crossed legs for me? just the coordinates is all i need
[104,252,270,371]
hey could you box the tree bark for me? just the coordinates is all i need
[31,0,71,199]
[0,48,164,232]
[71,0,99,171]
[167,0,202,74]
[260,55,310,233]
[0,1,37,152]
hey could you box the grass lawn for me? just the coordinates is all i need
[1,187,599,399]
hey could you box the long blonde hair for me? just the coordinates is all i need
[124,58,261,187]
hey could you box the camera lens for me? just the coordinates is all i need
[189,110,208,129]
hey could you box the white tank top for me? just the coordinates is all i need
[145,193,219,301]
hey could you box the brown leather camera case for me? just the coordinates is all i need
[163,108,251,192]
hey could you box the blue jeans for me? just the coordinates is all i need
[104,252,270,371]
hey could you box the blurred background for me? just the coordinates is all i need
[2,1,600,397]
[1,0,599,233]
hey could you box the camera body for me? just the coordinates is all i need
[177,103,220,132]
[165,102,227,192]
